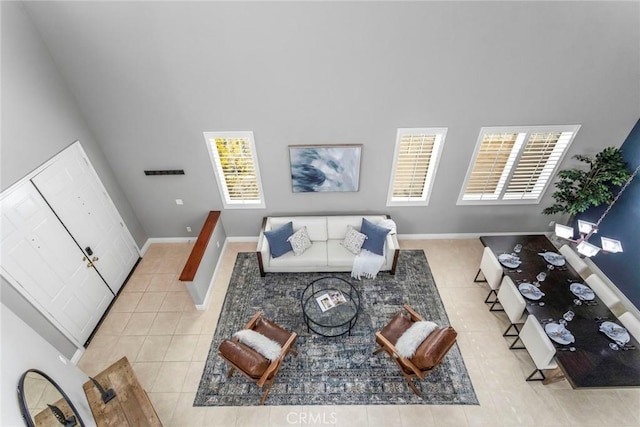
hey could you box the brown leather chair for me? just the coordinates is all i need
[218,311,297,404]
[374,304,457,396]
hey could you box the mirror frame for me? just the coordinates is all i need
[17,369,85,427]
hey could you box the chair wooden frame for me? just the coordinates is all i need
[373,304,456,396]
[218,311,297,404]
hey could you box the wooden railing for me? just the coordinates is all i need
[179,211,220,282]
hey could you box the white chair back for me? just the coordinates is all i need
[480,247,503,291]
[618,312,640,342]
[497,276,526,324]
[519,315,558,370]
[585,274,623,315]
[559,244,591,278]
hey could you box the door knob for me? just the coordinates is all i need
[82,256,87,262]
[92,256,99,262]
[86,262,94,268]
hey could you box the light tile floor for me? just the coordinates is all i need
[78,240,640,426]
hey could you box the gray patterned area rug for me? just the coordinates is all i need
[194,250,478,406]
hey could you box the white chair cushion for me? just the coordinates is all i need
[326,215,386,240]
[559,245,590,278]
[233,329,282,361]
[618,312,640,341]
[481,247,504,290]
[520,316,558,370]
[395,321,439,358]
[585,274,622,312]
[497,276,526,324]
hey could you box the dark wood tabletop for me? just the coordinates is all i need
[481,234,640,388]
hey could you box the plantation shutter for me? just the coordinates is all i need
[204,131,265,208]
[214,137,260,203]
[462,132,523,200]
[387,128,446,205]
[460,126,578,203]
[504,132,573,200]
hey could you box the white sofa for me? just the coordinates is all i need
[256,215,399,276]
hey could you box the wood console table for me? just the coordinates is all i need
[83,357,162,426]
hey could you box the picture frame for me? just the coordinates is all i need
[289,144,362,193]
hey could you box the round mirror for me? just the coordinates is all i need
[18,370,85,427]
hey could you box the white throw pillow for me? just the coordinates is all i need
[340,225,368,255]
[233,329,282,361]
[395,321,439,358]
[287,226,312,256]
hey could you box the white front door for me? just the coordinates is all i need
[1,183,114,345]
[31,144,139,293]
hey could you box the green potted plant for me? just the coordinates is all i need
[543,147,631,219]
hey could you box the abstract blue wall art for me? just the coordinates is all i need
[289,145,362,192]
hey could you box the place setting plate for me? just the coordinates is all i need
[538,251,566,266]
[545,322,575,345]
[518,283,544,300]
[570,283,595,301]
[498,253,521,268]
[599,321,631,345]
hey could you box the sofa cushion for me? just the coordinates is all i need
[253,317,292,347]
[411,326,457,370]
[264,221,293,258]
[340,225,368,254]
[219,340,268,379]
[327,240,356,267]
[361,218,391,256]
[271,217,327,241]
[270,241,328,268]
[287,226,312,256]
[327,216,364,240]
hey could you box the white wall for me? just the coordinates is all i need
[22,1,640,238]
[0,1,145,247]
[0,303,95,426]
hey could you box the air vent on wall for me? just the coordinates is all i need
[144,170,185,176]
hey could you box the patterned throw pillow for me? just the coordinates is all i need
[340,225,368,255]
[287,226,312,256]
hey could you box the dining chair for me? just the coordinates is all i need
[512,315,558,381]
[496,276,527,348]
[474,247,504,311]
[618,312,640,341]
[559,244,591,279]
[584,274,625,317]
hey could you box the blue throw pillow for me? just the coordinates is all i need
[360,218,391,256]
[264,221,294,258]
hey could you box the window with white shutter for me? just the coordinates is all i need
[386,128,447,206]
[458,125,580,204]
[204,131,265,209]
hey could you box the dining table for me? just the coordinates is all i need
[480,234,640,388]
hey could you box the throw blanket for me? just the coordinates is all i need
[351,249,386,280]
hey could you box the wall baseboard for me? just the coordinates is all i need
[195,239,229,311]
[226,236,259,243]
[140,237,194,256]
[397,231,547,240]
[70,348,84,364]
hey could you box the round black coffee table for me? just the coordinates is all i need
[301,277,360,337]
